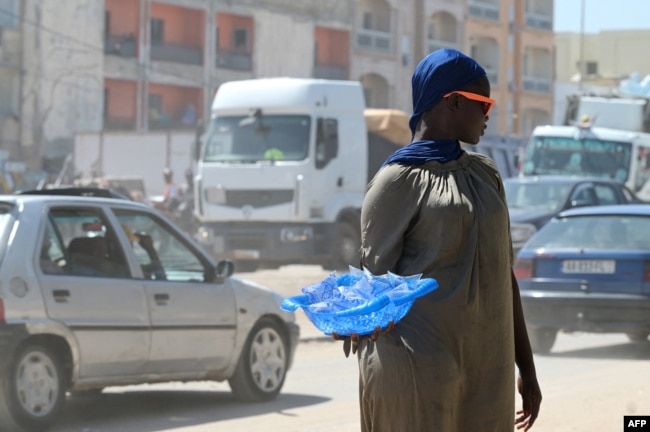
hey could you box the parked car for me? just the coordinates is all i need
[0,188,299,432]
[505,175,640,255]
[514,204,650,354]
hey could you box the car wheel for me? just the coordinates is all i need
[0,344,66,432]
[326,222,360,270]
[228,318,289,402]
[626,332,649,343]
[528,327,557,354]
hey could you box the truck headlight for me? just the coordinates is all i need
[280,227,313,242]
[204,186,226,204]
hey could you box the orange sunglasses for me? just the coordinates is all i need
[443,91,495,116]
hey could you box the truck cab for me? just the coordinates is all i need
[194,78,368,271]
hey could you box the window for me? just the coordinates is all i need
[39,221,66,275]
[586,61,598,76]
[105,11,111,38]
[233,28,249,51]
[363,13,372,30]
[114,210,208,282]
[151,18,164,44]
[594,185,618,205]
[48,207,130,278]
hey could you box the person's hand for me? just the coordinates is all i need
[515,372,542,431]
[135,233,154,250]
[331,321,395,358]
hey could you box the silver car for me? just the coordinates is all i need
[0,189,299,432]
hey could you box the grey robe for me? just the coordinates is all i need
[358,151,515,431]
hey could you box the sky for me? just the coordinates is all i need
[554,0,650,33]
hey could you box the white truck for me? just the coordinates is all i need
[194,78,412,271]
[194,77,522,271]
[520,94,650,201]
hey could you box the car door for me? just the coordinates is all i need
[112,207,237,375]
[38,205,150,379]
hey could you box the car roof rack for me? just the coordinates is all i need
[18,187,131,200]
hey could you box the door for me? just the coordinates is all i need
[113,208,237,375]
[39,206,150,378]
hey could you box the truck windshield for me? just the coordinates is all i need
[521,136,632,182]
[203,115,311,162]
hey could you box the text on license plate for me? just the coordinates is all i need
[562,260,616,274]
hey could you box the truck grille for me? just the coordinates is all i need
[225,190,293,208]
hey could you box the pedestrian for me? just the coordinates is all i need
[347,49,542,431]
[161,167,180,211]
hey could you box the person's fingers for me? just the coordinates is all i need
[343,338,351,358]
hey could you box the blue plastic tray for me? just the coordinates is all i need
[282,274,438,336]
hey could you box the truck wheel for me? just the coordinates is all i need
[528,327,557,354]
[0,344,67,432]
[228,318,289,402]
[327,222,360,270]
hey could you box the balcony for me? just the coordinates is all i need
[104,34,137,57]
[216,50,252,71]
[104,116,136,131]
[525,13,553,31]
[522,76,551,93]
[313,63,348,80]
[468,1,500,21]
[151,42,202,65]
[357,28,391,54]
[427,39,459,54]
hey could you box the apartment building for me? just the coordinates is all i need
[464,0,553,137]
[2,0,554,175]
[0,0,22,174]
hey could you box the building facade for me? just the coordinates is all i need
[0,0,554,178]
[553,29,650,125]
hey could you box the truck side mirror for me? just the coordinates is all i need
[194,119,204,161]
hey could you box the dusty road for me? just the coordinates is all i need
[49,265,650,432]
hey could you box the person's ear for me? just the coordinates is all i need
[445,93,462,112]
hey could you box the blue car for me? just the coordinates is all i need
[514,204,650,354]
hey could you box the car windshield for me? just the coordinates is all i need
[203,114,311,163]
[525,214,650,250]
[504,181,573,211]
[521,136,632,181]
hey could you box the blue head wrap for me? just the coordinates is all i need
[409,49,487,135]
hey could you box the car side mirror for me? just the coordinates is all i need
[215,259,235,279]
[570,199,591,208]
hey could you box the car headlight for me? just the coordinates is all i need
[510,223,537,244]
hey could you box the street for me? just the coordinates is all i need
[48,266,650,432]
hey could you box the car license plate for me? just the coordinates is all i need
[562,260,616,274]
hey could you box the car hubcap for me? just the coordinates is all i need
[15,351,59,416]
[250,328,286,392]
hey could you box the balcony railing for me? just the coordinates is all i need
[356,28,391,54]
[525,12,553,31]
[216,50,252,71]
[151,42,202,65]
[104,34,137,57]
[312,63,348,80]
[468,1,500,21]
[427,39,458,54]
[522,76,551,93]
[104,116,136,131]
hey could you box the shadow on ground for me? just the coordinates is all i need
[53,390,329,432]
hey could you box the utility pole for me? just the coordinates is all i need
[578,0,585,92]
